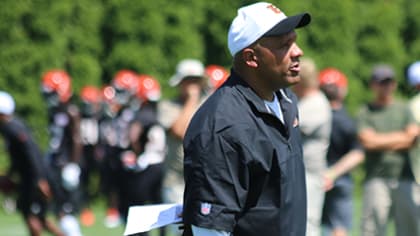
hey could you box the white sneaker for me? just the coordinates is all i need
[60,214,83,236]
[104,208,122,228]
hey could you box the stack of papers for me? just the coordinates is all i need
[124,203,183,235]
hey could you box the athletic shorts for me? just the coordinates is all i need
[17,184,48,218]
[322,177,353,230]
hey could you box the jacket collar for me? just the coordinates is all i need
[228,69,293,114]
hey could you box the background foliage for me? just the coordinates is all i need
[0,0,419,148]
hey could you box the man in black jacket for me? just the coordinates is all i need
[182,2,311,235]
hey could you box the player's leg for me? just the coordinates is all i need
[393,180,420,236]
[25,215,43,236]
[360,178,392,236]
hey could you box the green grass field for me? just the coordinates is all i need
[0,195,175,236]
[0,197,124,236]
[0,192,393,236]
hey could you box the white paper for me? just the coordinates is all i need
[124,203,183,235]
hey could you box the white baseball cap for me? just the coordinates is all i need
[0,91,15,115]
[407,61,420,86]
[227,2,311,56]
[169,59,205,87]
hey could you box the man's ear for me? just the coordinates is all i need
[242,48,258,68]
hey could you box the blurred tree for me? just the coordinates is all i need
[355,0,406,98]
[404,0,420,58]
[0,0,104,148]
[0,0,419,149]
[401,0,420,96]
[200,1,251,67]
[284,0,363,114]
[101,0,207,97]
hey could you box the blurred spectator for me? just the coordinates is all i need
[78,86,103,227]
[407,61,420,123]
[96,84,120,228]
[406,61,420,231]
[0,91,64,236]
[318,68,364,236]
[117,75,166,236]
[407,61,420,184]
[292,58,332,236]
[357,64,419,236]
[41,70,83,236]
[158,58,207,236]
[205,64,229,93]
[99,70,139,228]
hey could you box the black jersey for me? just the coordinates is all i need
[0,117,47,185]
[46,104,81,167]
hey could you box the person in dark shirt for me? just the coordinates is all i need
[0,91,63,236]
[116,75,166,236]
[41,70,83,236]
[78,85,103,227]
[182,2,311,235]
[318,68,364,236]
[99,70,139,228]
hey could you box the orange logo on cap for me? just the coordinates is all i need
[267,4,282,14]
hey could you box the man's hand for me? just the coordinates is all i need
[359,126,418,151]
[185,83,202,103]
[37,178,52,200]
[0,175,16,194]
[406,124,420,144]
[323,170,336,192]
[171,81,204,140]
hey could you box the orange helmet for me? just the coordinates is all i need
[80,86,102,117]
[205,65,229,89]
[41,70,72,102]
[318,68,348,89]
[111,70,139,105]
[80,86,102,104]
[112,70,139,93]
[137,75,161,102]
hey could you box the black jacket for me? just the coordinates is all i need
[183,70,306,236]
